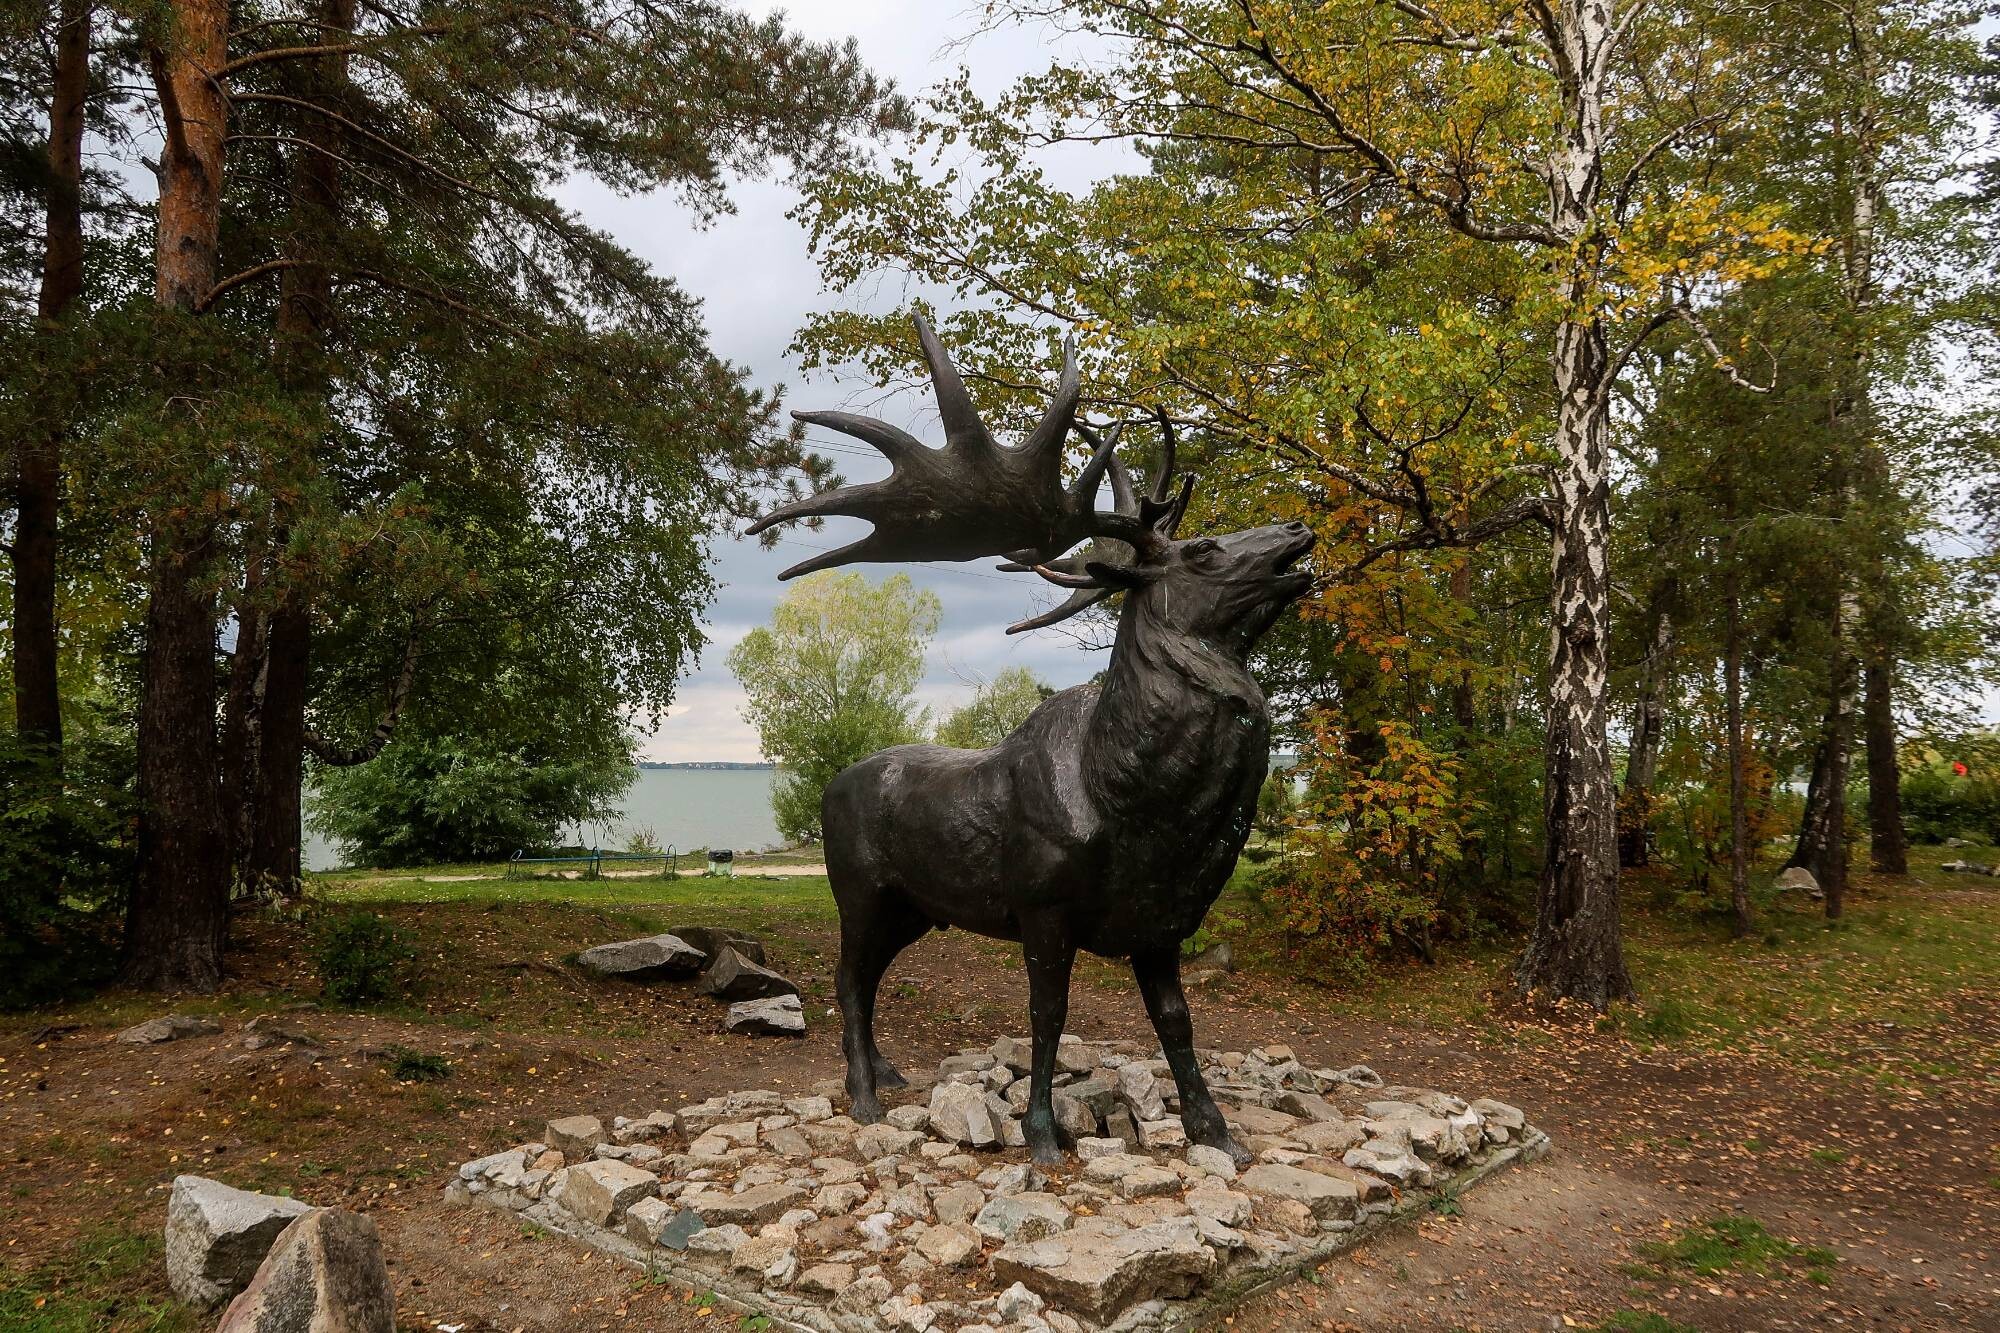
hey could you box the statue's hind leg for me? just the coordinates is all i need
[1132,947,1251,1166]
[834,893,929,1122]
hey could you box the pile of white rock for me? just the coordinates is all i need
[450,1038,1547,1332]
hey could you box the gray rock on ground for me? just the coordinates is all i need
[560,1160,659,1227]
[698,946,800,1002]
[545,1115,606,1158]
[1775,865,1824,897]
[991,1219,1214,1320]
[165,1175,314,1308]
[1238,1163,1360,1222]
[214,1208,395,1333]
[929,1081,998,1147]
[725,993,805,1037]
[575,933,707,981]
[119,1014,222,1045]
[972,1192,1071,1244]
[668,926,767,966]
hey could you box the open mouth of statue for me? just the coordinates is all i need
[1273,528,1316,589]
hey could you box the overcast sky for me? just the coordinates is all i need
[560,1,1126,762]
[564,2,1997,762]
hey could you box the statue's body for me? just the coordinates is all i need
[751,317,1313,1165]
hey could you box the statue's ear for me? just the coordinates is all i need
[1084,561,1155,590]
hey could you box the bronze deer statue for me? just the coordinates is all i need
[748,316,1314,1166]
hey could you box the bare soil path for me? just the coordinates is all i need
[1,866,1994,1332]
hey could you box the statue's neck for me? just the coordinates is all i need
[1084,598,1265,818]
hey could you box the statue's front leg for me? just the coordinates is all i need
[1020,919,1077,1167]
[1132,947,1250,1166]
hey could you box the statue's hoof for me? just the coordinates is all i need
[850,1095,885,1125]
[874,1065,909,1090]
[1221,1134,1253,1168]
[1029,1143,1067,1168]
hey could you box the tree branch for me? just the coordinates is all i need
[1674,303,1776,393]
[305,635,418,766]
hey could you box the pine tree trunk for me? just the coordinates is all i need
[241,0,352,896]
[219,577,266,872]
[248,609,310,891]
[1618,592,1673,867]
[1863,657,1906,874]
[124,529,229,990]
[1789,629,1856,917]
[11,0,90,752]
[1725,566,1752,938]
[125,0,232,991]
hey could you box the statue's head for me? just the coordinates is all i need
[746,314,1315,651]
[1069,523,1316,658]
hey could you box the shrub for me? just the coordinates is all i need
[310,910,416,1005]
[308,729,634,867]
[384,1046,451,1082]
[1900,755,2000,845]
[0,730,136,1009]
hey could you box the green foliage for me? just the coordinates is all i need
[1257,719,1472,977]
[310,910,416,1006]
[383,1046,452,1083]
[1900,745,2000,844]
[0,728,136,1010]
[308,698,635,867]
[935,667,1049,749]
[728,572,940,842]
[1254,770,1293,838]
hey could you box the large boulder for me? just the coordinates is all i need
[165,1175,313,1308]
[972,1192,1071,1244]
[990,1219,1213,1320]
[929,1081,998,1147]
[575,934,706,982]
[668,926,766,967]
[1775,866,1823,898]
[1239,1163,1360,1222]
[119,1014,221,1045]
[724,993,805,1037]
[698,946,799,1002]
[214,1208,394,1333]
[544,1115,606,1158]
[560,1160,659,1227]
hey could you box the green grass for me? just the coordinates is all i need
[1593,1314,1700,1333]
[384,1045,452,1082]
[315,869,841,926]
[1196,845,1999,1085]
[1635,1214,1838,1286]
[0,1231,195,1332]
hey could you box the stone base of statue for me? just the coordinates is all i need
[450,1038,1548,1331]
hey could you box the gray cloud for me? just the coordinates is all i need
[559,2,1122,760]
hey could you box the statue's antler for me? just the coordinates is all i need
[747,314,1109,579]
[750,319,1199,634]
[1002,412,1193,634]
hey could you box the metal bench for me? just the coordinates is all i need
[505,846,679,881]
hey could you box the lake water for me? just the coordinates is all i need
[303,766,785,871]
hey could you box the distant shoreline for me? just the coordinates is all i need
[635,761,776,771]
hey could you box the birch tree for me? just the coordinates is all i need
[796,0,1809,1004]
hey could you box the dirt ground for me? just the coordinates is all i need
[2,878,1995,1333]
